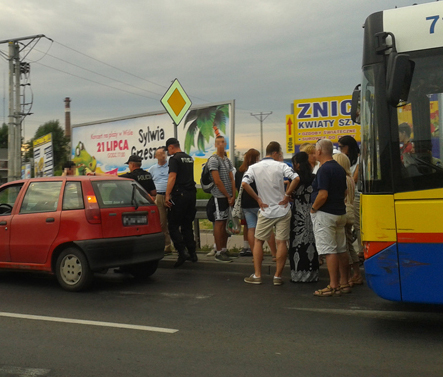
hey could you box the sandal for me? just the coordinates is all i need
[314,285,341,297]
[349,276,364,285]
[340,284,352,294]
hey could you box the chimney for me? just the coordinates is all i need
[64,97,71,140]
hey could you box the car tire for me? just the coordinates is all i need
[129,260,159,281]
[55,247,93,292]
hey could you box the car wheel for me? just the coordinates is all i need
[55,248,93,291]
[129,260,159,281]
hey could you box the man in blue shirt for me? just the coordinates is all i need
[310,139,348,297]
[149,147,172,254]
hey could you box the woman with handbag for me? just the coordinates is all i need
[235,149,260,257]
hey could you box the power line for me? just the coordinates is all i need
[52,40,211,103]
[54,40,168,89]
[33,48,165,98]
[35,61,161,101]
[251,111,272,157]
[2,39,213,104]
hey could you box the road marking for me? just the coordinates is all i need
[0,366,51,376]
[287,307,442,319]
[0,312,178,333]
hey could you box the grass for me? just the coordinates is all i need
[199,219,214,230]
[196,188,211,199]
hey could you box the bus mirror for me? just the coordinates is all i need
[386,53,415,107]
[351,84,361,124]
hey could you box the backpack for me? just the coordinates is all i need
[200,156,216,193]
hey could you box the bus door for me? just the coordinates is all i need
[393,91,443,304]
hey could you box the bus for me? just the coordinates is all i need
[351,2,443,304]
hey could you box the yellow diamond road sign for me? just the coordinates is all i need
[161,79,192,125]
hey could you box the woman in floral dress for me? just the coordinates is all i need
[289,152,319,282]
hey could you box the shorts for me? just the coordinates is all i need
[254,210,291,241]
[243,207,259,229]
[310,211,347,255]
[207,197,229,222]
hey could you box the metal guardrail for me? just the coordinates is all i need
[194,199,209,248]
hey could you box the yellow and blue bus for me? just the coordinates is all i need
[352,2,443,304]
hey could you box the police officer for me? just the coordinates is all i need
[120,155,157,197]
[164,138,197,268]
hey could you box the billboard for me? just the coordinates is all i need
[287,95,360,152]
[71,101,234,181]
[33,133,53,177]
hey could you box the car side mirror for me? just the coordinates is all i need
[351,84,361,124]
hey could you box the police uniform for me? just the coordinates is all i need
[165,138,197,267]
[120,155,156,194]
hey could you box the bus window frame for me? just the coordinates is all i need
[390,49,443,193]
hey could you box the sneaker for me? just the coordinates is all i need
[273,277,283,286]
[215,252,232,263]
[239,248,253,257]
[225,249,239,259]
[206,249,216,257]
[244,274,262,284]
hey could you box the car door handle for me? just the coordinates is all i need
[0,221,6,225]
[46,217,55,223]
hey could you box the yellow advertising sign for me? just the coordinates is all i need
[286,115,295,153]
[292,95,360,145]
[33,133,52,148]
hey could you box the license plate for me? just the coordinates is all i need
[123,215,148,226]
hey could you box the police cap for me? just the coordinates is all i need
[124,155,142,164]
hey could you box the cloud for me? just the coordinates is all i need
[0,0,431,155]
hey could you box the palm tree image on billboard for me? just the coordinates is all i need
[183,104,229,154]
[179,102,233,183]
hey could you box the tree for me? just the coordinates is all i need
[25,120,69,172]
[0,123,8,148]
[183,104,229,154]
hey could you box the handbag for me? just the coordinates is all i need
[232,185,243,219]
[226,207,241,235]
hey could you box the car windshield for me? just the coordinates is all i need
[92,180,153,208]
[0,184,23,214]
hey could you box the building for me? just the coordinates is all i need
[0,148,7,183]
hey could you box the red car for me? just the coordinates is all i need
[0,176,164,291]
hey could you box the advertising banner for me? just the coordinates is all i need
[292,95,360,147]
[21,163,31,179]
[71,101,234,182]
[33,133,53,177]
[286,115,295,154]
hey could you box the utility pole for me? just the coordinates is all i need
[0,35,46,181]
[250,111,272,157]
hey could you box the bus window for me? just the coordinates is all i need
[396,92,443,184]
[393,51,443,191]
[361,69,378,185]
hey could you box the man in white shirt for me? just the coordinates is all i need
[149,147,172,254]
[242,141,300,285]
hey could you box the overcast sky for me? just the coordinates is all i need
[0,0,433,154]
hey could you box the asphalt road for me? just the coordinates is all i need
[0,261,442,377]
